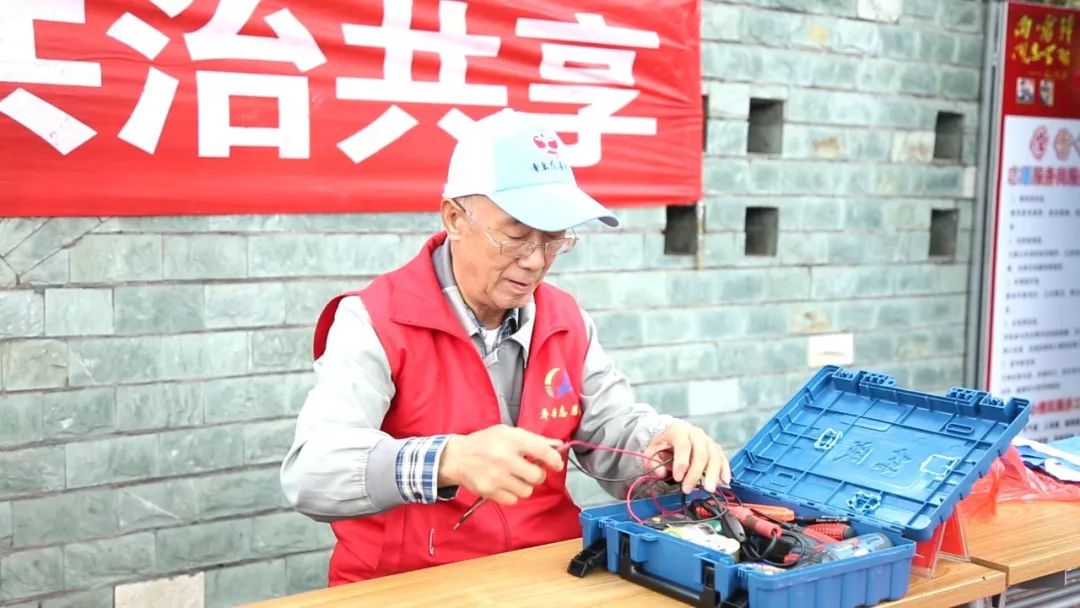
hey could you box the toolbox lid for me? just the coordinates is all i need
[729,366,1030,541]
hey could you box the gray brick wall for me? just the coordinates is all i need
[0,1,986,605]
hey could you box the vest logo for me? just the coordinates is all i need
[541,404,579,420]
[544,367,572,398]
[542,367,579,422]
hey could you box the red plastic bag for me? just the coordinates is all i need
[957,454,1004,522]
[958,445,1080,522]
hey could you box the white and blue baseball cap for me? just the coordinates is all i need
[442,109,620,232]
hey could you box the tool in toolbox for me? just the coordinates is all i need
[642,494,835,570]
[726,506,781,540]
[794,515,850,525]
[741,504,795,522]
[778,518,841,545]
[796,532,893,568]
[638,480,894,571]
[664,524,742,558]
[805,522,856,540]
[568,366,1031,608]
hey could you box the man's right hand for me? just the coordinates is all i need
[437,425,565,505]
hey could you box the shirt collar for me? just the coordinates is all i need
[431,240,533,361]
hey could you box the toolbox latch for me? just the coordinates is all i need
[566,539,608,578]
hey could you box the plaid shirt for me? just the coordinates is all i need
[393,242,519,504]
[469,308,520,357]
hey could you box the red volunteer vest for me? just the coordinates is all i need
[312,232,587,585]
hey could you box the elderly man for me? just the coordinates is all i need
[281,109,730,585]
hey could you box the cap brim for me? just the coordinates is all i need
[488,183,620,232]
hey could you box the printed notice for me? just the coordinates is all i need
[989,115,1080,441]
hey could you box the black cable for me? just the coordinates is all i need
[623,480,818,570]
[637,486,817,569]
[566,452,673,483]
[639,489,729,528]
[717,488,743,507]
[786,531,808,563]
[777,531,811,568]
[634,488,733,529]
[740,530,810,568]
[742,532,781,566]
[681,491,729,521]
[739,532,767,561]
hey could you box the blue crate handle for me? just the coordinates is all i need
[615,532,726,608]
[619,559,714,606]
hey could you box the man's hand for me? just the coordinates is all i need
[642,421,731,494]
[438,425,564,505]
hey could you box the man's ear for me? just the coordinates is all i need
[441,198,465,241]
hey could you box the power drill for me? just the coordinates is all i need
[796,532,893,567]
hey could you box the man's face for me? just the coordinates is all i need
[443,196,566,321]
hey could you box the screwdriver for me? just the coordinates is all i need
[806,522,856,540]
[745,504,795,522]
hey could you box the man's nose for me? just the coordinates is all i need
[517,243,549,269]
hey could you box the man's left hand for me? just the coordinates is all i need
[642,421,731,494]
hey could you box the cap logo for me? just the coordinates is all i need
[532,134,560,156]
[531,159,568,173]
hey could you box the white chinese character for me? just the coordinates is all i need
[0,0,102,154]
[336,0,505,163]
[197,71,310,159]
[107,0,324,157]
[183,0,325,72]
[107,7,177,154]
[516,13,660,166]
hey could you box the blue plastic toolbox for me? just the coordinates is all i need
[573,365,1031,608]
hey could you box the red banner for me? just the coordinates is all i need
[999,1,1079,119]
[0,0,702,217]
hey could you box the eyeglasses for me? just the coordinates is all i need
[478,227,579,259]
[452,199,579,259]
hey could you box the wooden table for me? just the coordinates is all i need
[965,500,1080,585]
[243,539,1006,608]
[881,558,1005,608]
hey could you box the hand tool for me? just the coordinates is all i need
[796,532,893,567]
[452,439,568,531]
[805,522,857,541]
[744,504,795,522]
[452,497,486,531]
[727,505,782,538]
[793,515,850,525]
